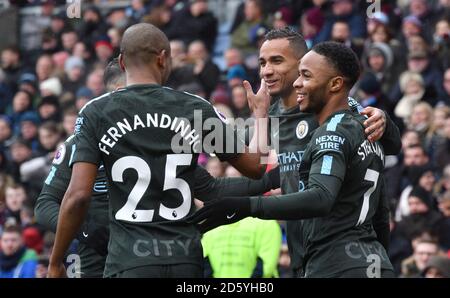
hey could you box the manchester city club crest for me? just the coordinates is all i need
[296,120,308,139]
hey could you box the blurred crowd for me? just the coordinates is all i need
[0,0,450,278]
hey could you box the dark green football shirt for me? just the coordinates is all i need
[268,98,400,275]
[71,84,243,276]
[252,109,393,277]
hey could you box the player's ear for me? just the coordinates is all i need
[329,76,344,93]
[118,54,126,71]
[157,50,167,69]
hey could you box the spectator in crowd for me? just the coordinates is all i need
[7,139,33,183]
[363,42,397,99]
[231,0,269,57]
[0,225,37,278]
[231,85,251,119]
[315,0,366,43]
[395,71,426,124]
[401,238,440,278]
[300,7,325,49]
[125,0,149,24]
[355,71,388,110]
[61,56,85,101]
[0,184,27,226]
[1,46,23,95]
[397,186,448,247]
[408,102,435,144]
[85,69,105,98]
[166,0,218,52]
[186,40,220,99]
[385,144,430,202]
[19,112,40,153]
[61,30,79,55]
[94,39,114,65]
[395,164,436,221]
[330,21,364,58]
[35,54,55,84]
[77,5,109,49]
[390,49,443,106]
[16,73,39,102]
[8,90,34,135]
[422,255,450,278]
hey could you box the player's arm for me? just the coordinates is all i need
[35,189,64,233]
[35,142,72,232]
[361,107,401,155]
[48,104,101,277]
[193,165,280,202]
[189,129,349,231]
[48,162,97,277]
[372,177,390,251]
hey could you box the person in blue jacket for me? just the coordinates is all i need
[0,225,37,278]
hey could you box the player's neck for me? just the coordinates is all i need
[126,69,162,86]
[317,96,349,125]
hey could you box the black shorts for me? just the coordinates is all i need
[78,243,107,278]
[336,267,395,278]
[111,263,204,278]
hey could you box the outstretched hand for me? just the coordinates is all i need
[186,197,251,233]
[361,107,386,143]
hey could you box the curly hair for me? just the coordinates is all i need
[312,41,361,89]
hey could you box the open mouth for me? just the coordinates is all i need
[296,93,306,103]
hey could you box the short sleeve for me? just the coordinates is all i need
[308,126,352,181]
[71,105,102,166]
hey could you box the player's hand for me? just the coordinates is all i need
[47,262,67,278]
[243,79,270,118]
[186,197,251,233]
[361,107,386,143]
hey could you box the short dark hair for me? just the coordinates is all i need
[104,57,125,90]
[264,27,308,59]
[406,143,426,154]
[312,41,361,89]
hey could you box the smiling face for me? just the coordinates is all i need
[259,38,300,98]
[293,51,336,114]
